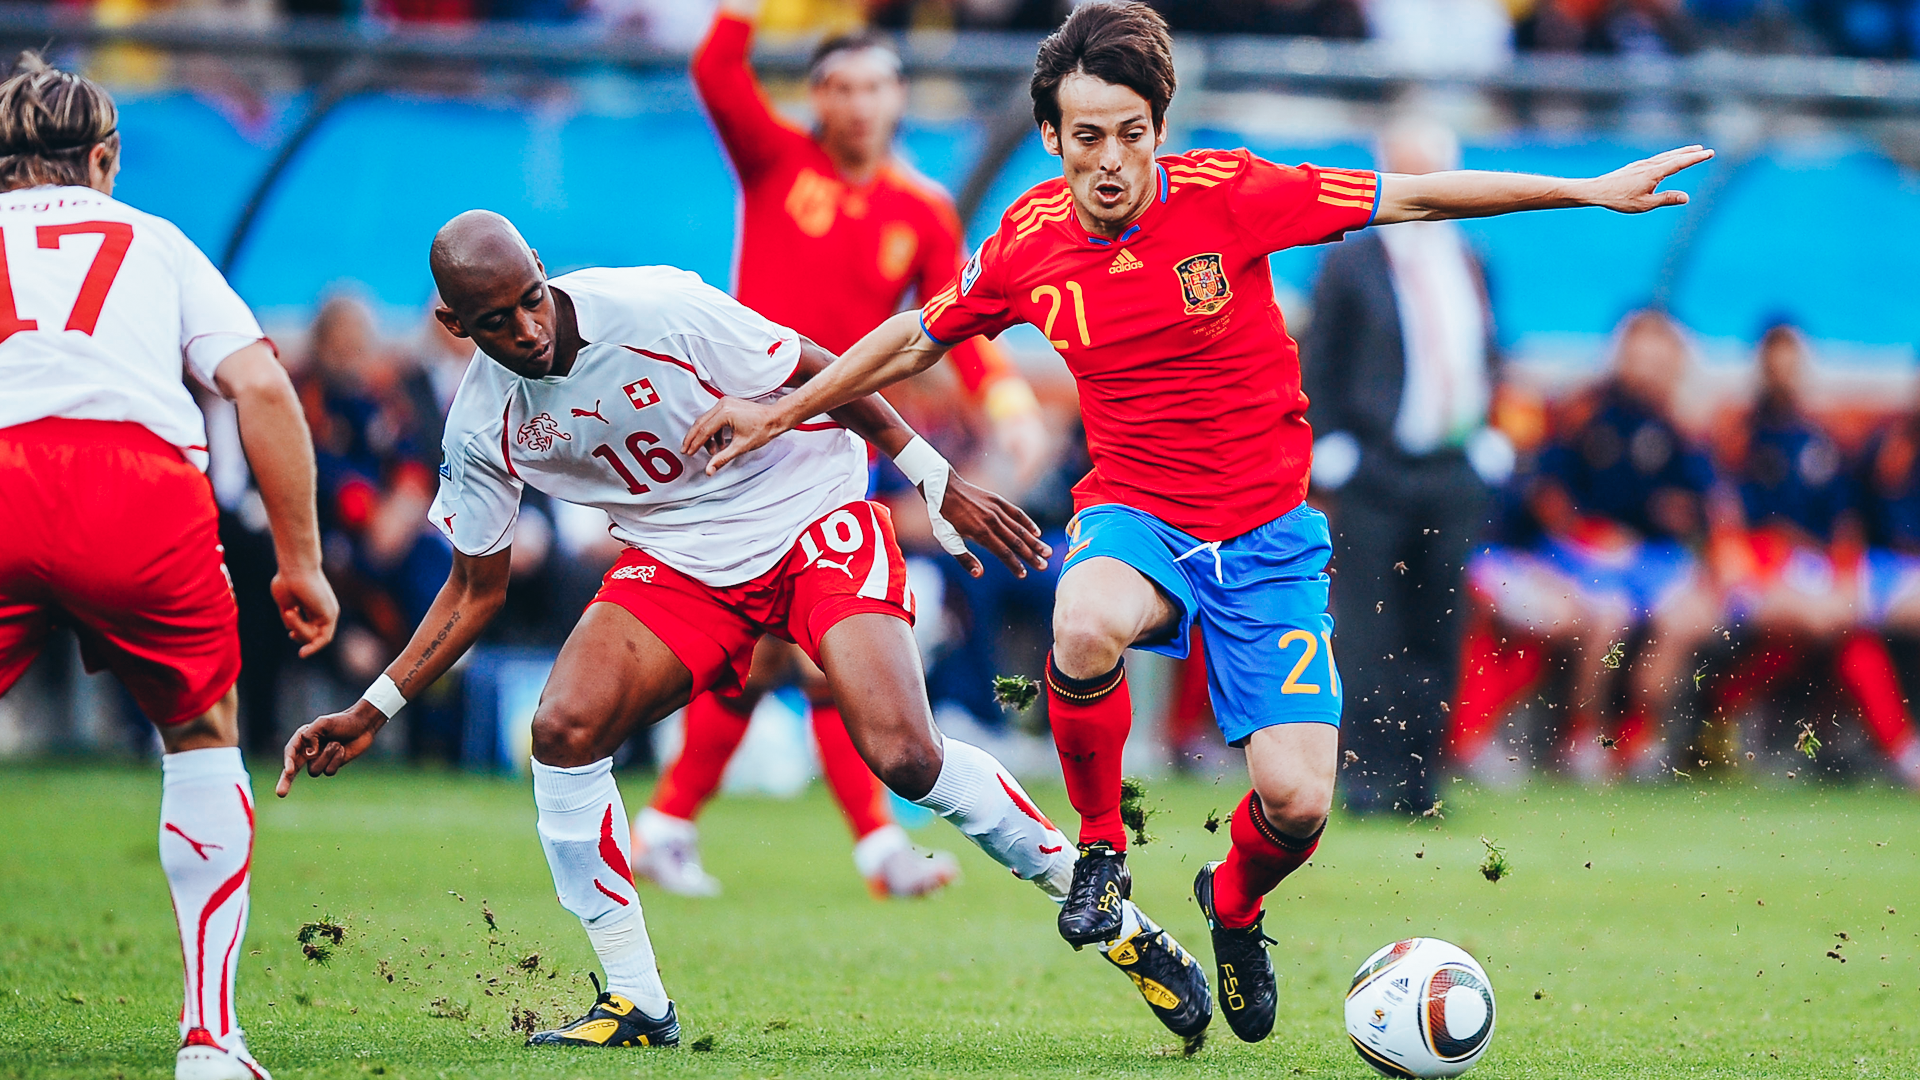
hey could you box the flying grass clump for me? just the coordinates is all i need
[1796,721,1822,759]
[992,674,1040,712]
[1600,641,1626,669]
[1119,776,1156,847]
[1202,808,1221,834]
[1479,837,1510,883]
[296,918,346,965]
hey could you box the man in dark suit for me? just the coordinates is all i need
[1302,116,1513,815]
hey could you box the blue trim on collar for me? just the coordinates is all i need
[1087,235,1111,246]
[1118,224,1141,243]
[1158,163,1168,202]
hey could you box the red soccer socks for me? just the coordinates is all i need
[1211,789,1322,929]
[1046,652,1132,850]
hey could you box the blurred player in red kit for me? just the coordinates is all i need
[0,54,338,1080]
[635,0,1052,901]
[692,0,1712,1045]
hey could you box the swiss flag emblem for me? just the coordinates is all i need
[623,379,660,410]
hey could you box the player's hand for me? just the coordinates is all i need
[270,563,339,658]
[1584,145,1714,213]
[276,701,384,797]
[936,474,1051,579]
[684,396,786,475]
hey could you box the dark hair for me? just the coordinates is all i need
[808,31,902,84]
[1030,1,1176,133]
[0,51,118,192]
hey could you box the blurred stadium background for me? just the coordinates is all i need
[4,0,1920,797]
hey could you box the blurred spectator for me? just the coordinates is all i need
[1304,116,1506,815]
[1517,0,1697,53]
[1703,323,1920,788]
[1456,311,1719,781]
[298,296,453,680]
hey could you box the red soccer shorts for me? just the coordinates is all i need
[0,418,241,726]
[592,500,916,697]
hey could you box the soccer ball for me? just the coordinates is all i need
[1344,938,1496,1078]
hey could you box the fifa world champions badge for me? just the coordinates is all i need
[1174,252,1232,316]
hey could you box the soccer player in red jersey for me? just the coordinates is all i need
[688,0,1712,1044]
[639,0,1051,901]
[0,56,338,1080]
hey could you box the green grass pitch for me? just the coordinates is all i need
[3,761,1917,1078]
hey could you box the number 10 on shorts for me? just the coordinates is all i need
[1279,629,1339,696]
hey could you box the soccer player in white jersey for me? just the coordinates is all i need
[0,55,339,1080]
[276,209,1214,1047]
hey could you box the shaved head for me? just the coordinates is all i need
[429,210,577,380]
[429,209,538,305]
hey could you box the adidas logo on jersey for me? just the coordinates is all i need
[1108,249,1144,274]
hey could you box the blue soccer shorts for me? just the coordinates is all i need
[1061,501,1341,746]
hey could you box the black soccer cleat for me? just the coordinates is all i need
[1194,860,1278,1043]
[1101,901,1213,1040]
[1058,840,1130,947]
[527,973,680,1048]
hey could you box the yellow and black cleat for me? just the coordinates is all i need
[1101,902,1213,1040]
[1194,861,1278,1043]
[527,973,680,1048]
[1058,840,1131,948]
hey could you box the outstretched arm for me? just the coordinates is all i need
[276,548,511,795]
[684,310,951,473]
[1373,145,1714,225]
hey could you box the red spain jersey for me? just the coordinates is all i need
[921,150,1379,540]
[691,13,1013,394]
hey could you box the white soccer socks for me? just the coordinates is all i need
[532,758,671,1016]
[159,748,256,1054]
[912,738,1074,900]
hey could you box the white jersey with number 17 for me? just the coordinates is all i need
[0,185,265,469]
[429,266,868,587]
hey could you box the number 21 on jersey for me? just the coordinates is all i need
[0,221,133,344]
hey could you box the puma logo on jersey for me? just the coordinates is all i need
[815,555,856,578]
[623,379,660,410]
[572,400,609,423]
[1108,249,1144,274]
[609,563,657,582]
[516,413,571,451]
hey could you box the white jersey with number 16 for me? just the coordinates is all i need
[429,266,868,587]
[0,185,266,469]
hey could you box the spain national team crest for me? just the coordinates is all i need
[1174,252,1232,316]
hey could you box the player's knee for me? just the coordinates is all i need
[1051,602,1130,679]
[1254,770,1333,838]
[868,736,942,802]
[530,702,605,768]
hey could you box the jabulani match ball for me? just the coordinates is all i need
[1344,938,1496,1078]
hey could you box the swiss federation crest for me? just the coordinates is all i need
[1174,252,1233,316]
[516,412,571,452]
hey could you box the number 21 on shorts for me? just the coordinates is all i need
[1278,629,1339,696]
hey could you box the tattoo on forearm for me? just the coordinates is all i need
[399,611,461,694]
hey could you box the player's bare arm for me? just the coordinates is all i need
[685,309,947,472]
[778,336,1051,578]
[1372,145,1715,225]
[275,548,510,796]
[213,340,339,657]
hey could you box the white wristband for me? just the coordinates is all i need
[362,673,407,719]
[893,436,967,558]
